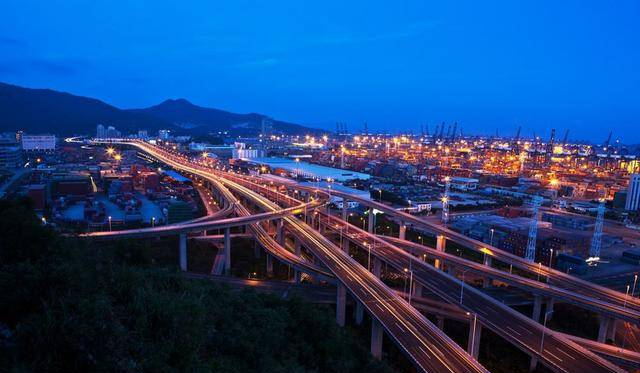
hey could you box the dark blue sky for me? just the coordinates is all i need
[1,1,639,142]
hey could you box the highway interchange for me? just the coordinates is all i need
[88,139,637,373]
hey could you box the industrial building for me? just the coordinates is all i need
[246,157,370,182]
[626,174,640,211]
[21,134,56,151]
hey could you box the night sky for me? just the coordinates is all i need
[1,1,638,142]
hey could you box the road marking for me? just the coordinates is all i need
[544,349,563,362]
[417,346,432,359]
[506,326,521,336]
[556,348,576,360]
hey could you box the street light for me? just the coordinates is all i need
[108,216,112,231]
[490,228,494,246]
[539,309,554,354]
[459,269,469,304]
[632,274,638,298]
[151,217,156,228]
[622,284,631,350]
[467,312,478,355]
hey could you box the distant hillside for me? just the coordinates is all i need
[0,82,322,136]
[0,82,170,135]
[129,98,322,136]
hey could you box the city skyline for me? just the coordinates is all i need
[1,1,639,142]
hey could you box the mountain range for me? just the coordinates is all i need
[0,82,321,136]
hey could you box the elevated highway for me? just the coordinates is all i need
[97,139,491,373]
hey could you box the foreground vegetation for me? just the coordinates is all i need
[0,198,392,373]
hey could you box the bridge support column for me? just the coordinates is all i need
[342,200,348,221]
[368,207,375,234]
[341,236,349,253]
[529,356,538,372]
[266,254,274,276]
[436,316,445,330]
[224,228,231,275]
[467,316,481,359]
[434,235,445,269]
[293,238,303,283]
[371,319,383,360]
[597,316,610,343]
[179,233,187,271]
[276,219,284,245]
[531,295,542,322]
[354,301,364,325]
[607,319,617,342]
[336,284,346,327]
[399,222,406,240]
[373,257,382,278]
[254,239,261,258]
[412,281,423,298]
[294,237,301,256]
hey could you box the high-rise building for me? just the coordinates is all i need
[106,126,120,138]
[158,129,170,140]
[96,124,106,138]
[626,174,640,211]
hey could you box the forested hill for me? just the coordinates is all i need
[0,198,392,373]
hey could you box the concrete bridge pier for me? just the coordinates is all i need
[179,233,187,271]
[529,295,543,371]
[399,222,406,240]
[224,227,231,275]
[367,207,375,234]
[266,254,274,276]
[293,238,303,283]
[435,235,446,269]
[371,319,384,359]
[354,301,364,325]
[341,236,349,253]
[412,281,423,297]
[336,284,346,327]
[436,316,445,330]
[276,219,284,245]
[597,316,610,343]
[467,316,482,359]
[373,257,382,278]
[254,239,261,258]
[531,295,542,322]
[607,319,617,342]
[294,238,301,256]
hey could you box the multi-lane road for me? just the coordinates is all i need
[316,187,640,317]
[319,212,626,373]
[91,139,633,373]
[98,139,491,373]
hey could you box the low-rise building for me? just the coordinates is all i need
[22,134,56,152]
